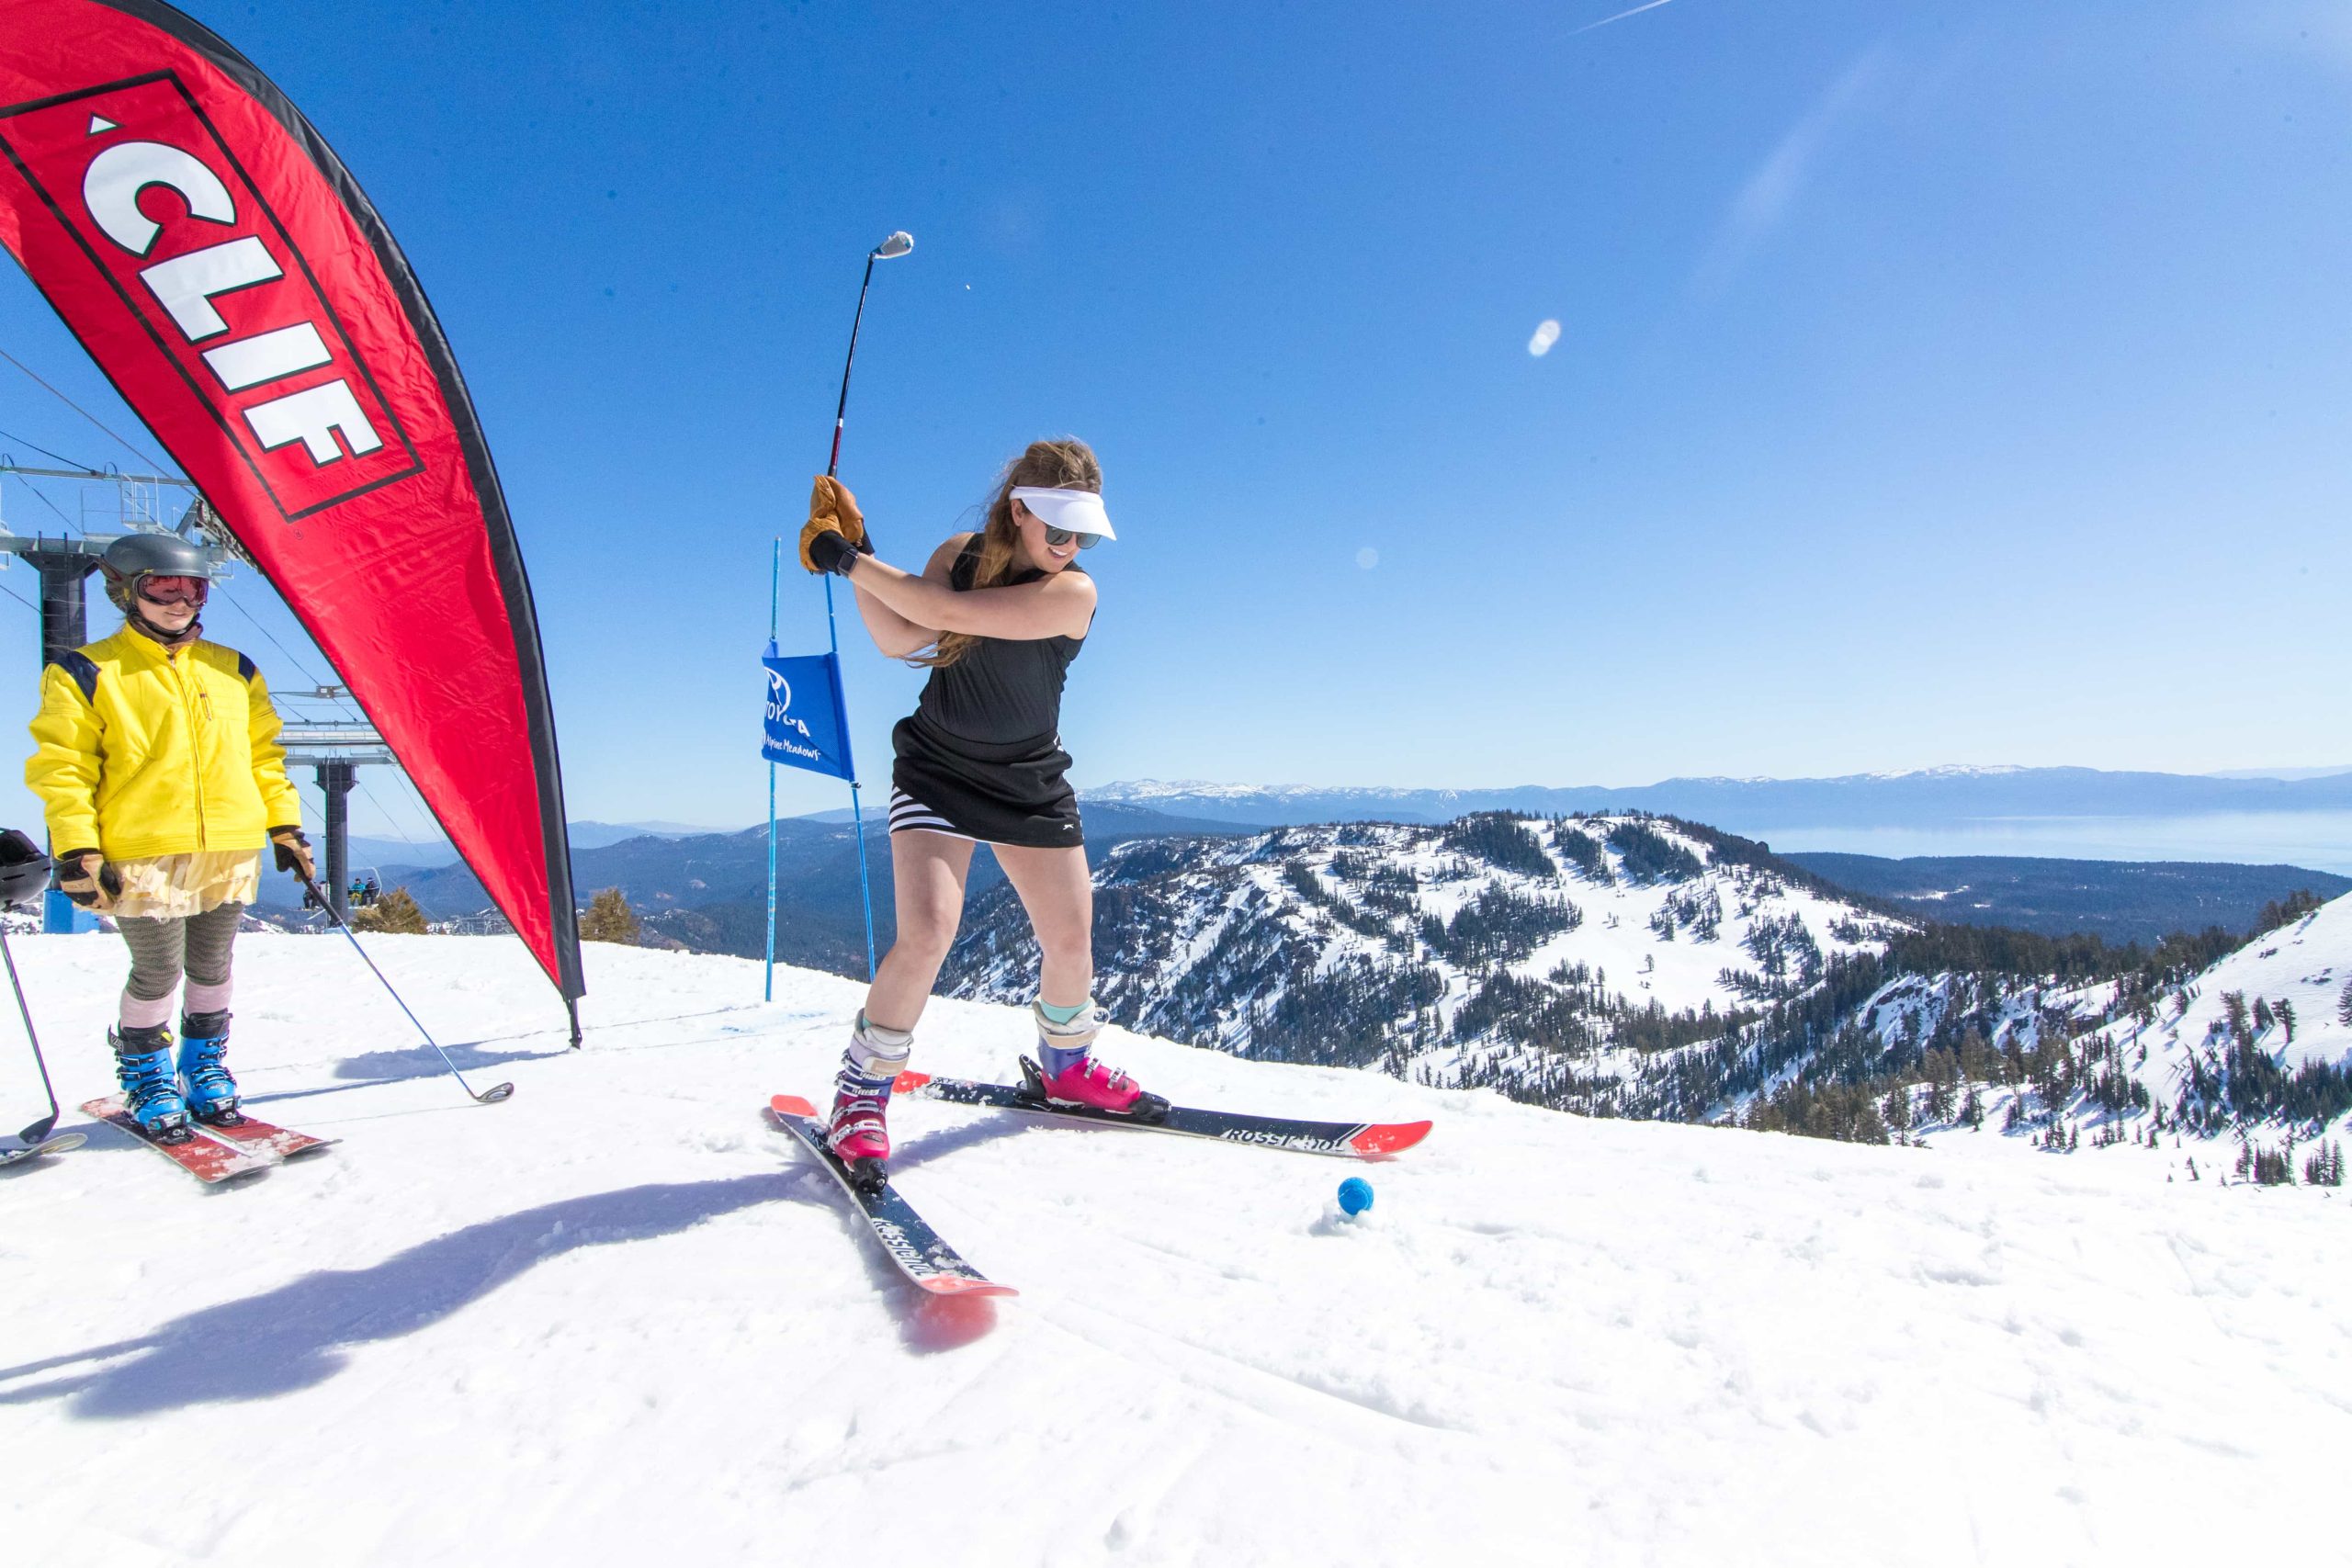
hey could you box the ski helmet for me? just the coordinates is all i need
[0,829,51,911]
[96,532,220,613]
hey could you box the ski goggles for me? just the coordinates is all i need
[1011,485,1116,547]
[136,574,209,605]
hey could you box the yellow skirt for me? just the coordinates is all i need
[111,850,263,920]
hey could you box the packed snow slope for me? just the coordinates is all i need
[1,934,2345,1566]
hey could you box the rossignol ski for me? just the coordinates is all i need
[894,1065,1434,1160]
[766,1094,1015,1299]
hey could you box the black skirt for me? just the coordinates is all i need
[889,714,1085,850]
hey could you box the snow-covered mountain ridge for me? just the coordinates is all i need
[2,933,2346,1563]
[945,812,2352,1170]
[945,812,1909,1110]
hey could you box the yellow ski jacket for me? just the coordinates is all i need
[25,626,302,860]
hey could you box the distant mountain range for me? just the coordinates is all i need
[251,793,2352,975]
[260,802,1255,972]
[1083,765,2352,830]
[1781,853,2350,946]
[323,765,2352,874]
[333,819,718,874]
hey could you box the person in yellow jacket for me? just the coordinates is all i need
[24,533,314,1143]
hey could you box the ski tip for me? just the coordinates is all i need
[917,1275,1019,1299]
[771,1093,819,1119]
[891,1069,933,1094]
[1349,1120,1434,1157]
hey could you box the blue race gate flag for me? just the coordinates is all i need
[762,645,855,781]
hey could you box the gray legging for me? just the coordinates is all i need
[117,903,243,1032]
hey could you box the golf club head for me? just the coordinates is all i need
[874,231,913,259]
[478,1082,515,1104]
[16,1112,56,1145]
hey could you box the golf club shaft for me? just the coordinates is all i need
[827,251,881,478]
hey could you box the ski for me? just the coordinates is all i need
[190,1111,338,1163]
[0,1131,87,1168]
[81,1096,278,1183]
[765,1094,1016,1299]
[892,1067,1434,1160]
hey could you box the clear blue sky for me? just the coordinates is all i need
[4,0,2348,839]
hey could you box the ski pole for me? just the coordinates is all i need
[301,873,513,1105]
[0,927,62,1145]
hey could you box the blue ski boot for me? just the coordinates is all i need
[110,1024,193,1144]
[177,1010,243,1125]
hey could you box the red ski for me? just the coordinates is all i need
[82,1096,277,1183]
[191,1112,338,1163]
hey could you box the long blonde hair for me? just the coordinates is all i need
[918,437,1102,670]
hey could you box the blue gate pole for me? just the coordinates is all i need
[764,539,780,1002]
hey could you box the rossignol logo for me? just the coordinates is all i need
[1219,1127,1347,1154]
[0,72,422,521]
[868,1217,937,1276]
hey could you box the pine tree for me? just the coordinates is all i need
[349,886,428,934]
[580,887,641,944]
[2338,977,2352,1027]
[2223,991,2251,1041]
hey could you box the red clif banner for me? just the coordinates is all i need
[0,0,583,1008]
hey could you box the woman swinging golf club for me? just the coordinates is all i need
[800,437,1161,1189]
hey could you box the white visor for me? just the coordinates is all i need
[1011,485,1116,542]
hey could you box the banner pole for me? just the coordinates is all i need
[765,539,780,1003]
[851,784,876,980]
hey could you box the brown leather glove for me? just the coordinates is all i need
[797,475,871,572]
[269,825,315,882]
[55,849,120,912]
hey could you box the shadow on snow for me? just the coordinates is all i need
[0,1118,1026,1417]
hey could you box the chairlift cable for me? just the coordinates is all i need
[0,344,168,471]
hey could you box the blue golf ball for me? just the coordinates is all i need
[1337,1177,1374,1215]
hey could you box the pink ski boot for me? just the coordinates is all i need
[826,1012,913,1190]
[1022,999,1170,1122]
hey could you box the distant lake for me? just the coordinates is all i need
[1736,813,2352,875]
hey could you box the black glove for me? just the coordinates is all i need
[269,825,315,881]
[806,528,865,578]
[55,849,121,911]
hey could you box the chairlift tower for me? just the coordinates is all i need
[281,695,396,922]
[1,467,392,925]
[0,464,232,663]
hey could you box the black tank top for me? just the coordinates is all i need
[911,540,1086,746]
